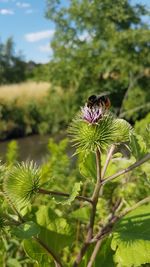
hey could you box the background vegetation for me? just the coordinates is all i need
[0,0,150,266]
[0,0,150,141]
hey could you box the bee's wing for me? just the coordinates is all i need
[97,91,111,98]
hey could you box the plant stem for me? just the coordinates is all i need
[38,188,93,205]
[101,144,115,178]
[34,237,63,267]
[102,153,150,185]
[73,148,102,266]
[119,196,150,218]
[87,239,103,267]
[90,196,150,244]
[2,192,24,223]
[87,145,116,266]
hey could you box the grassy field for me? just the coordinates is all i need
[0,81,50,106]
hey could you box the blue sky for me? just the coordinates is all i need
[0,0,149,64]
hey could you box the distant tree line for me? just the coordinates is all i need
[46,0,150,120]
[0,37,50,85]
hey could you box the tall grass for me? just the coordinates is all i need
[0,82,50,105]
[0,82,77,140]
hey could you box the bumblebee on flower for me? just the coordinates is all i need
[81,94,111,124]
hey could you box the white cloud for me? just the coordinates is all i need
[25,30,55,42]
[39,43,53,53]
[16,1,30,8]
[0,8,14,15]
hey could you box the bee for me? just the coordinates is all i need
[87,94,111,110]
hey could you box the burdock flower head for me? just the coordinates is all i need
[81,105,103,124]
[69,94,132,154]
[81,94,111,124]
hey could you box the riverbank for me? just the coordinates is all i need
[0,82,77,140]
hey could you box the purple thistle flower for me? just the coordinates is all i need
[81,105,103,123]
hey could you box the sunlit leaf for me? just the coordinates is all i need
[79,152,96,181]
[129,132,147,160]
[70,206,90,222]
[111,204,150,267]
[12,221,40,239]
[23,239,51,265]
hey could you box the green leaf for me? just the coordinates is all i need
[36,206,57,228]
[111,204,150,267]
[7,258,21,267]
[94,238,115,267]
[36,206,72,235]
[130,132,147,160]
[12,221,40,239]
[23,239,51,265]
[57,182,83,205]
[79,152,96,181]
[38,226,73,253]
[70,206,90,222]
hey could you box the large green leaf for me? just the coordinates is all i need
[7,258,21,267]
[70,206,91,222]
[36,206,57,228]
[129,132,147,160]
[36,206,71,235]
[12,221,40,239]
[38,226,72,252]
[111,204,150,267]
[79,152,96,181]
[94,238,115,267]
[23,239,51,266]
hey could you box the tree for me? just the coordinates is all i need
[0,37,26,84]
[46,0,150,116]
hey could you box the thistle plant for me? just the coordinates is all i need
[0,96,150,267]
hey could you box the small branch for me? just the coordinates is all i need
[119,196,150,218]
[101,144,115,178]
[2,192,24,223]
[87,239,103,267]
[38,188,93,205]
[73,149,102,266]
[90,196,150,244]
[102,153,150,185]
[34,237,63,267]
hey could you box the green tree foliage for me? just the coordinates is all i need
[0,37,27,84]
[46,0,150,114]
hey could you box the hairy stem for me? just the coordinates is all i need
[34,237,63,267]
[119,196,150,218]
[87,145,115,266]
[102,153,150,185]
[2,192,24,223]
[87,239,103,267]
[73,149,102,266]
[90,196,150,244]
[101,144,115,178]
[38,188,93,205]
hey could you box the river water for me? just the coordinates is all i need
[0,134,62,164]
